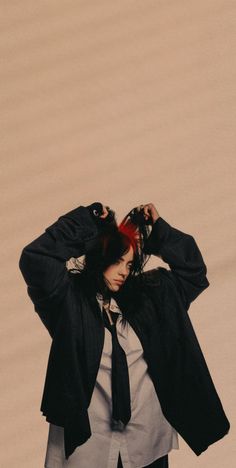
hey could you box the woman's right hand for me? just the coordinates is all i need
[99,205,111,219]
[87,202,116,225]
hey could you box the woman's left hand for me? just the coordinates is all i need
[137,203,160,224]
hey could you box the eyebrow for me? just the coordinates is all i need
[120,257,134,264]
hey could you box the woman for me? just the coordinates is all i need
[19,202,230,468]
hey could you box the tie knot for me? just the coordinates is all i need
[110,311,119,324]
[102,308,119,329]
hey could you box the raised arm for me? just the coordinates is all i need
[19,202,109,334]
[142,213,210,309]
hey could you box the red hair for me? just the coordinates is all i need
[118,221,140,255]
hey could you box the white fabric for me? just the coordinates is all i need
[44,295,179,468]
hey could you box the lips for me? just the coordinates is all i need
[114,280,124,285]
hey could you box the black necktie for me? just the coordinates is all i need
[102,307,131,427]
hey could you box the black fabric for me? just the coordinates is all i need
[86,202,117,230]
[102,308,131,426]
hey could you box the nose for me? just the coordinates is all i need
[118,264,129,278]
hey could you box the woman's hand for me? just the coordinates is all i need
[99,205,110,219]
[98,203,160,224]
[87,202,111,219]
[137,203,160,224]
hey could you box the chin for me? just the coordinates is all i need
[110,283,122,291]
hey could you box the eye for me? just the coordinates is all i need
[114,259,133,268]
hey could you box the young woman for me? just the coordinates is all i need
[19,202,230,468]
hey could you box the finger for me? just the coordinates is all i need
[143,206,150,217]
[100,206,109,218]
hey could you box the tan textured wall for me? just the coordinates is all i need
[1,1,235,467]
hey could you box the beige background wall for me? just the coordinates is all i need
[1,1,235,467]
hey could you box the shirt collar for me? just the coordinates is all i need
[96,293,122,314]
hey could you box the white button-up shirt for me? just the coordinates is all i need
[44,294,179,468]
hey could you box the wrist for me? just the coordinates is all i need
[152,214,160,224]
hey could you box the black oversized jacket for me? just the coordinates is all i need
[19,205,230,460]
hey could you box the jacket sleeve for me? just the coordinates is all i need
[19,203,104,335]
[143,216,210,309]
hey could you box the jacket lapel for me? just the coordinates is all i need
[82,293,105,398]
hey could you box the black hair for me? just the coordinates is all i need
[69,207,153,327]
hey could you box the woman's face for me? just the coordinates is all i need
[103,245,134,291]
